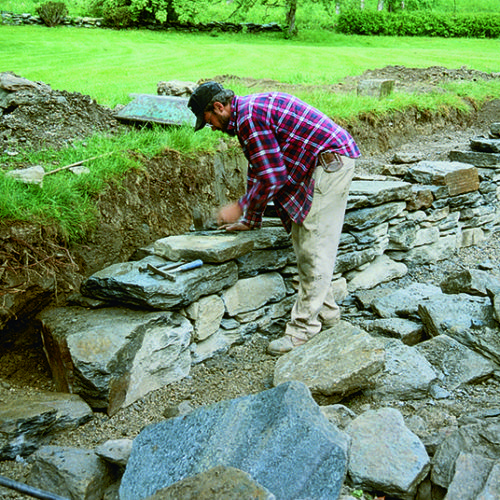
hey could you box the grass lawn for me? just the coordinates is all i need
[1,25,499,107]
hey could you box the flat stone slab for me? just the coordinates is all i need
[0,392,92,459]
[406,161,479,196]
[153,233,254,263]
[347,179,413,209]
[115,93,195,126]
[274,321,385,399]
[449,150,500,167]
[81,255,238,309]
[470,137,500,153]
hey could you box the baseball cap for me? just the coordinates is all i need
[187,81,224,131]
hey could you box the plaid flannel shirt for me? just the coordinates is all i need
[227,92,360,231]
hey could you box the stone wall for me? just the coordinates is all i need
[37,124,500,415]
[0,11,282,32]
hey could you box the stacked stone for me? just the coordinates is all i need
[340,122,500,288]
[0,11,279,31]
[37,124,500,416]
[1,11,42,25]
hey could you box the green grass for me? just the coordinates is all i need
[1,26,499,108]
[0,24,499,240]
[0,125,221,241]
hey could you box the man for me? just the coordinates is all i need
[188,81,360,355]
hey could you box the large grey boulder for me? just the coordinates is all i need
[119,381,349,500]
[39,306,192,414]
[273,321,385,400]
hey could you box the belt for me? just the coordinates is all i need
[318,151,344,172]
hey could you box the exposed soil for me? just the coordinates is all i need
[1,66,500,498]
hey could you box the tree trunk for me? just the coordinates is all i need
[377,0,384,11]
[286,0,297,37]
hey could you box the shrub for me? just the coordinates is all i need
[89,0,184,28]
[36,1,69,27]
[336,9,500,38]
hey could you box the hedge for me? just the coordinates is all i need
[337,10,500,38]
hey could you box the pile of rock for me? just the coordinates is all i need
[0,11,104,27]
[1,10,282,32]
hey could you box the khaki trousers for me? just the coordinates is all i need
[285,157,355,341]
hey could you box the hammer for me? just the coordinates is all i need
[146,259,203,280]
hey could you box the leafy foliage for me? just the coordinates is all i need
[36,1,69,26]
[336,9,500,37]
[88,0,213,27]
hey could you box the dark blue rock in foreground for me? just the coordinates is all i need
[119,381,349,500]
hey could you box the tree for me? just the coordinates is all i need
[285,0,297,37]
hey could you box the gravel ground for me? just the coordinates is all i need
[2,231,500,500]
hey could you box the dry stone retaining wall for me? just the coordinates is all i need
[0,11,282,32]
[36,123,500,416]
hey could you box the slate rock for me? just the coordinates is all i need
[39,306,192,414]
[119,381,349,500]
[440,268,500,296]
[0,392,92,459]
[143,465,276,500]
[362,317,424,346]
[444,452,494,500]
[153,233,254,263]
[415,334,496,390]
[476,460,500,500]
[449,150,500,167]
[346,254,408,292]
[470,137,500,153]
[418,293,500,363]
[344,201,406,231]
[347,408,430,500]
[273,321,385,399]
[346,179,412,209]
[432,417,500,488]
[221,273,287,316]
[27,445,117,500]
[95,439,133,467]
[371,283,443,319]
[405,160,479,196]
[81,256,238,309]
[363,339,438,401]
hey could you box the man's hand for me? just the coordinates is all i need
[217,202,243,226]
[220,222,250,232]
